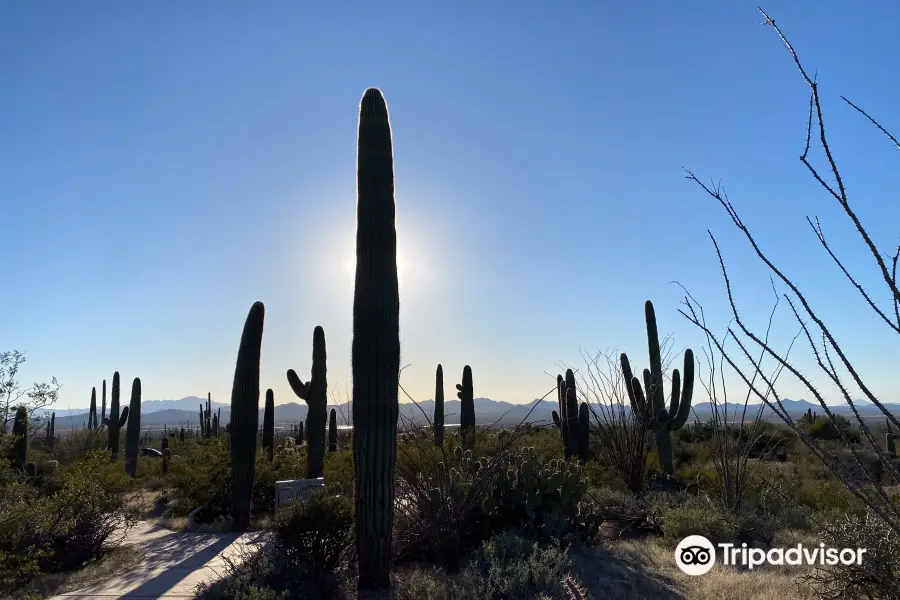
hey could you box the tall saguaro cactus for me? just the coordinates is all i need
[352,88,401,592]
[329,408,338,452]
[555,370,590,461]
[287,326,328,479]
[101,379,107,425]
[457,365,475,450]
[104,372,129,459]
[296,420,305,445]
[263,389,275,461]
[622,300,694,476]
[124,378,142,477]
[231,301,265,532]
[433,364,445,447]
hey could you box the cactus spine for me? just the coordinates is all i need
[457,365,475,450]
[329,408,338,452]
[352,88,400,591]
[433,364,444,447]
[230,301,265,532]
[287,326,327,479]
[624,300,694,476]
[11,406,27,471]
[89,387,97,430]
[104,372,129,459]
[263,389,275,461]
[124,378,142,477]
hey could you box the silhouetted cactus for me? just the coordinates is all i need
[457,365,475,450]
[161,436,168,454]
[287,326,327,479]
[263,389,275,461]
[296,420,304,445]
[104,372,129,460]
[124,378,142,477]
[577,402,591,461]
[433,364,445,447]
[329,408,338,452]
[555,374,568,445]
[47,412,55,448]
[199,403,205,437]
[352,88,400,591]
[162,447,171,474]
[206,394,212,439]
[231,301,265,532]
[89,387,97,430]
[623,300,694,476]
[101,379,107,425]
[887,425,897,458]
[216,408,221,436]
[11,406,27,471]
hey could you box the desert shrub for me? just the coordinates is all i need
[799,511,900,600]
[0,451,139,592]
[804,415,858,442]
[167,437,232,518]
[322,448,354,493]
[271,491,354,573]
[661,504,743,547]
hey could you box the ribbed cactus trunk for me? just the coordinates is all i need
[457,365,475,450]
[329,408,338,452]
[105,372,129,460]
[433,364,444,447]
[263,389,275,461]
[124,378,142,477]
[11,406,27,471]
[101,379,107,425]
[287,326,328,479]
[230,301,265,532]
[352,88,401,592]
[89,388,97,430]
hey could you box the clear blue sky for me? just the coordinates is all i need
[3,2,899,411]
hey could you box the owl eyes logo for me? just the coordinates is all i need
[675,535,716,575]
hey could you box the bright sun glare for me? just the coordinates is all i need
[344,253,410,289]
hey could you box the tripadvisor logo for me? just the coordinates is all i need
[675,535,867,575]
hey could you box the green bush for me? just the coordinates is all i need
[661,504,742,547]
[271,491,354,573]
[0,451,139,592]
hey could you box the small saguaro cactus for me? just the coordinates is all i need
[433,364,445,447]
[554,374,568,446]
[231,301,265,533]
[47,412,56,448]
[329,408,338,452]
[556,371,590,461]
[296,420,304,445]
[287,326,327,479]
[162,447,171,474]
[101,379,107,425]
[124,378,142,477]
[179,427,185,443]
[89,387,97,430]
[263,389,275,461]
[11,406,28,471]
[457,365,475,450]
[621,300,694,477]
[206,394,213,439]
[105,372,129,460]
[577,402,591,461]
[199,403,205,437]
[161,436,169,454]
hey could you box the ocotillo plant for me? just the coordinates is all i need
[101,379,107,425]
[11,406,27,471]
[263,389,275,461]
[622,300,694,477]
[287,326,327,479]
[124,378,142,477]
[296,420,304,445]
[457,365,475,450]
[162,447,171,475]
[89,387,97,430]
[352,88,401,592]
[433,364,445,447]
[329,408,338,452]
[231,301,265,532]
[104,372,129,460]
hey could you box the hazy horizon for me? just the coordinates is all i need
[4,3,900,412]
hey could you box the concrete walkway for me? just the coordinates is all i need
[49,521,267,599]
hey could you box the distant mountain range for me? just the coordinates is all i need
[38,396,900,431]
